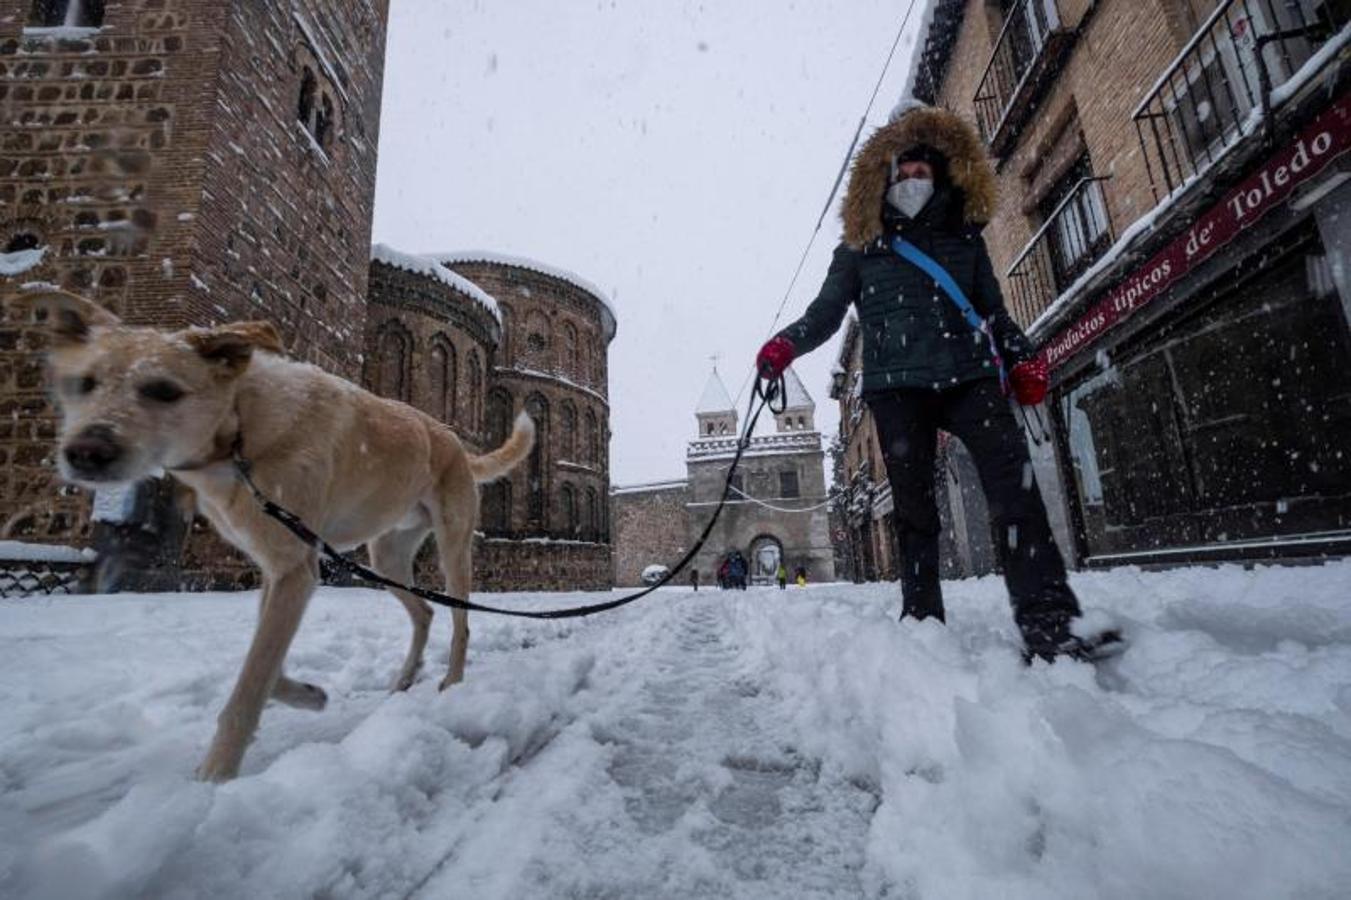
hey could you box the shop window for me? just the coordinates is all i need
[780,470,800,498]
[1061,232,1351,557]
[29,0,104,28]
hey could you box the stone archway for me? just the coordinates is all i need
[749,534,783,585]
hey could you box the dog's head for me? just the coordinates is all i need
[15,290,284,487]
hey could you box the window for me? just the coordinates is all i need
[467,351,483,431]
[375,324,411,402]
[560,402,577,460]
[560,483,577,538]
[29,0,104,28]
[1037,152,1110,292]
[583,409,598,465]
[297,67,317,126]
[563,322,579,376]
[429,335,456,423]
[525,394,550,531]
[295,48,338,153]
[484,388,513,445]
[585,487,599,541]
[4,232,41,253]
[780,470,800,498]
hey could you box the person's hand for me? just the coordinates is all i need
[756,336,796,379]
[1009,356,1048,406]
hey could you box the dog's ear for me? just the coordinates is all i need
[184,321,285,374]
[9,290,121,346]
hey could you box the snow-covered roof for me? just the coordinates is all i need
[370,243,502,325]
[611,478,688,496]
[781,367,814,410]
[433,250,617,342]
[696,369,734,415]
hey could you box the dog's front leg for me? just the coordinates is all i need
[197,561,317,782]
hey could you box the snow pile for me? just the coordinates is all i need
[2,562,1350,898]
[0,540,94,563]
[370,243,502,324]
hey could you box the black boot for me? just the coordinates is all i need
[1018,608,1122,664]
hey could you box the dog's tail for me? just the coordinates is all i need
[469,412,536,483]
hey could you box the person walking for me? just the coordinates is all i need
[755,100,1115,662]
[794,566,807,588]
[690,568,700,592]
[776,563,788,590]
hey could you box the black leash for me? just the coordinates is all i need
[232,373,787,620]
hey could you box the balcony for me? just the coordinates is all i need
[1006,176,1113,323]
[973,0,1079,158]
[1132,0,1344,199]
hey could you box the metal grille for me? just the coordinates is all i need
[0,560,88,598]
[1132,0,1342,199]
[1006,176,1114,324]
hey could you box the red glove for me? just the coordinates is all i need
[756,335,796,379]
[1009,357,1048,406]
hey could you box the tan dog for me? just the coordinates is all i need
[18,290,534,781]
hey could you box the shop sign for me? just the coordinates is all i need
[1044,90,1351,370]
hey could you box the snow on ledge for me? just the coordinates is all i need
[0,246,46,277]
[0,540,95,564]
[432,250,618,341]
[21,25,101,39]
[371,243,502,325]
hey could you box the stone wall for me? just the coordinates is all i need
[438,258,615,592]
[611,484,688,587]
[0,0,389,553]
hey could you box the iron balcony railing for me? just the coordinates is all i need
[1132,0,1343,199]
[1006,176,1113,324]
[973,0,1076,156]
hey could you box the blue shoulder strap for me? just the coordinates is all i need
[890,236,1007,387]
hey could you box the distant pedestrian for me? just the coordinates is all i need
[718,557,730,590]
[776,563,788,590]
[795,565,808,588]
[690,568,700,592]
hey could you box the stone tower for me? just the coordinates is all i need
[0,0,389,566]
[695,368,737,439]
[774,367,816,433]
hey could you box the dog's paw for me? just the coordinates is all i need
[195,753,241,783]
[393,660,423,692]
[437,675,461,692]
[273,679,328,711]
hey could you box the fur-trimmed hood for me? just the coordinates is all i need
[841,103,996,248]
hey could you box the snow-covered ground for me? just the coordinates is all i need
[3,562,1351,899]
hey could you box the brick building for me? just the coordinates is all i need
[0,0,388,559]
[0,1,619,594]
[611,366,835,588]
[835,0,1350,574]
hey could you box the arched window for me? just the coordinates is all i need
[584,409,598,466]
[584,487,599,542]
[484,388,513,445]
[524,393,550,532]
[375,323,411,402]
[560,402,577,460]
[560,483,577,538]
[523,310,552,371]
[467,350,483,431]
[563,322,579,376]
[497,305,513,366]
[429,335,456,423]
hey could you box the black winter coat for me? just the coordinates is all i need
[778,186,1034,394]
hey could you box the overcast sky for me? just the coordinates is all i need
[372,0,928,486]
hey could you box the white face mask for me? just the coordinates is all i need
[886,177,934,219]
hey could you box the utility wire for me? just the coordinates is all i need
[731,0,924,410]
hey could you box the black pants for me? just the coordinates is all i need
[866,378,1080,626]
